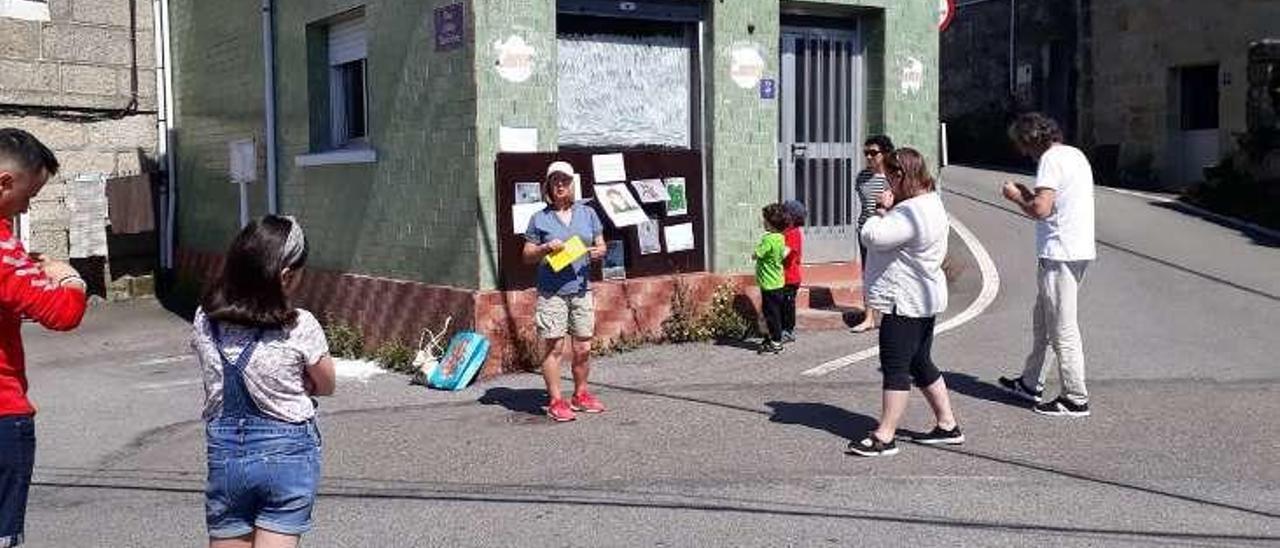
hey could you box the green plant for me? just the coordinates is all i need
[323,315,366,359]
[372,338,416,375]
[661,277,709,343]
[698,282,750,341]
[512,335,542,371]
[591,330,651,357]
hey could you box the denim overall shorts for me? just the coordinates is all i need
[205,323,322,538]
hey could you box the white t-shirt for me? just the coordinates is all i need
[1035,144,1097,261]
[192,308,330,423]
[860,191,950,318]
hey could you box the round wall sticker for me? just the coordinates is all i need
[730,45,766,89]
[495,35,535,83]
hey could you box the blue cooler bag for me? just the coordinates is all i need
[426,331,489,391]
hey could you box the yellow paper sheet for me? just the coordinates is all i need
[546,236,588,272]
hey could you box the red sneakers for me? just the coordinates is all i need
[547,399,576,422]
[570,391,606,414]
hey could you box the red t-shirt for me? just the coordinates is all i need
[783,227,803,286]
[0,220,87,417]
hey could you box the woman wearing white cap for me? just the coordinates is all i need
[522,161,607,422]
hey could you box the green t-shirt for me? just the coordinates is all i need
[754,232,786,290]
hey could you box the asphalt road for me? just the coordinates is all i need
[17,166,1280,547]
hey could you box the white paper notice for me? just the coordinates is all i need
[228,139,256,183]
[591,153,627,183]
[663,222,695,252]
[512,202,546,234]
[499,127,538,152]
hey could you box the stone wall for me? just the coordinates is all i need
[1087,0,1280,188]
[0,0,157,272]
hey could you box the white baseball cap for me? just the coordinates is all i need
[546,161,576,179]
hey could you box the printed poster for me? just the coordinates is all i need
[602,240,626,280]
[630,179,670,203]
[637,219,661,255]
[663,177,688,216]
[514,181,542,204]
[594,183,648,227]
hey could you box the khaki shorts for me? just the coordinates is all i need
[535,292,595,339]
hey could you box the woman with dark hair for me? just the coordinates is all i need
[851,134,894,332]
[192,215,335,547]
[847,148,963,457]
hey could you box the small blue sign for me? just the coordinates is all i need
[434,3,465,51]
[760,78,776,99]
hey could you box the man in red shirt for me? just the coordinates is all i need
[0,128,87,547]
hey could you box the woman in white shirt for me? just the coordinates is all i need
[847,148,964,457]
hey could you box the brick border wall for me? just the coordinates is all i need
[177,248,757,379]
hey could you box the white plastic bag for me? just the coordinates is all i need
[410,317,451,386]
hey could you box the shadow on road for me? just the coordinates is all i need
[477,387,546,416]
[1151,200,1280,249]
[710,337,761,351]
[942,372,1032,410]
[765,401,877,442]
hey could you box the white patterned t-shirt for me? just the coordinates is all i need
[191,307,329,423]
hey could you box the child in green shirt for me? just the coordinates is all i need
[754,203,790,354]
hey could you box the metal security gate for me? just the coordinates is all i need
[779,25,863,263]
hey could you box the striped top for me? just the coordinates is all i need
[855,169,888,228]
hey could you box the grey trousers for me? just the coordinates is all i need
[1021,258,1090,404]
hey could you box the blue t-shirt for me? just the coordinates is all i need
[523,202,603,296]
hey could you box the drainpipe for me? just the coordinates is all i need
[1009,0,1017,95]
[262,0,279,214]
[155,0,177,269]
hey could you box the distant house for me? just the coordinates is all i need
[941,0,1280,190]
[0,0,168,298]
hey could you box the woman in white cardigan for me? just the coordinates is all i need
[847,148,964,457]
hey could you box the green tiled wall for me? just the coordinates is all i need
[169,0,267,254]
[708,0,939,273]
[172,0,482,287]
[472,0,557,290]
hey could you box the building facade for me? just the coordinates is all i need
[168,0,941,376]
[941,0,1280,190]
[0,0,163,297]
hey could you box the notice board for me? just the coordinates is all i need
[494,150,706,290]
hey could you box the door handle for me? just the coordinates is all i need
[791,144,808,158]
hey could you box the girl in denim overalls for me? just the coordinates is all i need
[191,215,336,548]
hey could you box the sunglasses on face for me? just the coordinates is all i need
[863,149,882,157]
[550,179,573,187]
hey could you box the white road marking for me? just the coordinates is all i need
[802,216,1001,376]
[136,355,189,367]
[1102,186,1176,203]
[137,378,202,391]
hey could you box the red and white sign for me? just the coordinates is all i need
[939,0,956,31]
